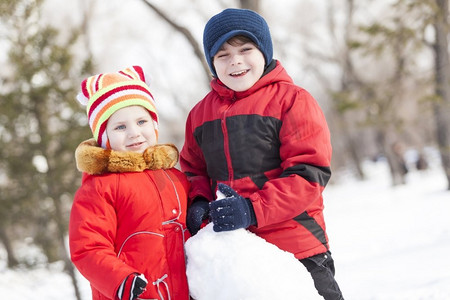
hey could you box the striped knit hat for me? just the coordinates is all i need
[76,65,158,149]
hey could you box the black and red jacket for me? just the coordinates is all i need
[180,61,332,259]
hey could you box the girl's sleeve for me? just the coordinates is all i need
[69,178,136,298]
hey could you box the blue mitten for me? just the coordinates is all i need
[209,183,257,232]
[186,198,210,235]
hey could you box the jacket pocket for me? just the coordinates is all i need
[117,231,170,299]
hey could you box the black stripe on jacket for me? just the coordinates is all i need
[193,115,282,182]
[294,212,329,249]
[280,164,331,187]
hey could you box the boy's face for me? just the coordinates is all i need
[213,41,265,92]
[106,105,157,153]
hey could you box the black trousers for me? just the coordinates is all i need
[299,251,344,300]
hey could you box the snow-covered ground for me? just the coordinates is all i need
[1,156,449,300]
[327,157,450,300]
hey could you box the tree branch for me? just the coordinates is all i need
[141,0,211,85]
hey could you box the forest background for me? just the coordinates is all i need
[0,0,449,299]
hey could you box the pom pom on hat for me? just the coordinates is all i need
[76,91,89,106]
[77,66,158,149]
[203,8,273,77]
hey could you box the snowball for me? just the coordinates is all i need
[185,223,319,300]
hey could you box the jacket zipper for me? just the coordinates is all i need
[118,171,186,258]
[161,170,186,245]
[161,170,181,223]
[221,102,234,183]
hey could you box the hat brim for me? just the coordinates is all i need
[209,29,260,59]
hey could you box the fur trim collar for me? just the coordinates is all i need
[75,138,179,175]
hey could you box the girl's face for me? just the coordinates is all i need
[106,105,157,153]
[213,41,265,92]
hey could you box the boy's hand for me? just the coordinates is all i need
[187,198,210,235]
[118,273,147,300]
[209,183,256,232]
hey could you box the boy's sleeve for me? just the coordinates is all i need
[249,89,332,227]
[180,112,214,204]
[69,179,136,298]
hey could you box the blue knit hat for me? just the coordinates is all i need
[203,8,273,77]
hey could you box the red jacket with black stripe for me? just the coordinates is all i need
[180,60,332,260]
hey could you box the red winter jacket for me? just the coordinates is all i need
[69,140,190,300]
[180,61,332,260]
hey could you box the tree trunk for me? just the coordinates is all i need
[52,195,82,300]
[0,226,19,268]
[240,0,260,11]
[433,0,450,189]
[376,130,407,186]
[335,0,366,179]
[337,114,366,179]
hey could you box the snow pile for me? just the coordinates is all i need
[185,223,319,300]
[2,158,450,299]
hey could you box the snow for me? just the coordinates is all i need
[185,188,318,300]
[1,158,449,299]
[185,223,318,299]
[325,158,450,299]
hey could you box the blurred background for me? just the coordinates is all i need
[0,0,449,299]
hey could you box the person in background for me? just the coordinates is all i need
[69,66,190,300]
[180,8,344,300]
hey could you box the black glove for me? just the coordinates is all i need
[186,197,210,235]
[209,183,257,232]
[118,273,147,300]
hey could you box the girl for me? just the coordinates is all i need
[69,66,190,300]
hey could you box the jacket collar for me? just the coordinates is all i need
[75,138,179,175]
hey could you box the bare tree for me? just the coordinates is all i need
[0,1,92,299]
[79,0,96,61]
[139,0,262,84]
[432,0,450,189]
[240,0,260,11]
[0,228,18,268]
[392,0,450,189]
[341,0,430,185]
[140,0,211,85]
[327,0,366,179]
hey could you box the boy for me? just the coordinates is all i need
[69,66,190,300]
[180,8,344,300]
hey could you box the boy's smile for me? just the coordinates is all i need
[230,69,249,77]
[213,42,265,92]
